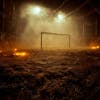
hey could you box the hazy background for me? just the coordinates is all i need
[0,0,99,50]
[16,4,84,50]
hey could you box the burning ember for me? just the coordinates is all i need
[14,48,18,52]
[0,50,2,53]
[91,45,100,50]
[13,51,28,57]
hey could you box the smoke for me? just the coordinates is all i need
[16,4,85,50]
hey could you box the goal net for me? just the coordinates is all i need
[41,32,70,50]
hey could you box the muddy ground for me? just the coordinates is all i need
[0,50,100,100]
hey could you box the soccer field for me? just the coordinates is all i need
[0,50,100,100]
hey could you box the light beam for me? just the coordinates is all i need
[55,13,65,23]
[29,6,41,15]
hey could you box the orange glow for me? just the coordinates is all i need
[96,46,99,49]
[14,48,18,52]
[91,46,100,50]
[13,52,28,57]
[0,50,2,53]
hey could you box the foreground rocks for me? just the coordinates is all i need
[0,50,100,100]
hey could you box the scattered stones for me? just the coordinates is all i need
[0,50,100,100]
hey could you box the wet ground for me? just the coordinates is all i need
[0,50,100,100]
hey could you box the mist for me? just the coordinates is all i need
[16,4,85,50]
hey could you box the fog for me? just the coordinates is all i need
[16,4,85,50]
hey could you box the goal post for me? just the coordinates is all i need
[41,32,70,50]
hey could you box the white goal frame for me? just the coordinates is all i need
[41,32,70,50]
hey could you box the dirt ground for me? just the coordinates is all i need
[0,50,100,100]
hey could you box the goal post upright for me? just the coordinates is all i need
[41,32,71,50]
[69,34,70,48]
[41,32,43,50]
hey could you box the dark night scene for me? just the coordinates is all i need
[0,0,100,100]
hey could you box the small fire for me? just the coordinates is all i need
[14,48,18,52]
[91,45,100,50]
[13,52,28,57]
[96,46,100,49]
[0,50,2,53]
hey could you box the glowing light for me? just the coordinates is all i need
[96,46,99,49]
[58,14,64,20]
[56,13,65,23]
[91,46,96,49]
[91,46,99,50]
[13,52,28,57]
[0,50,2,53]
[14,48,18,52]
[30,6,41,15]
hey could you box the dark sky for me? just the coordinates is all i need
[0,0,100,17]
[13,0,100,18]
[0,0,100,38]
[19,0,100,12]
